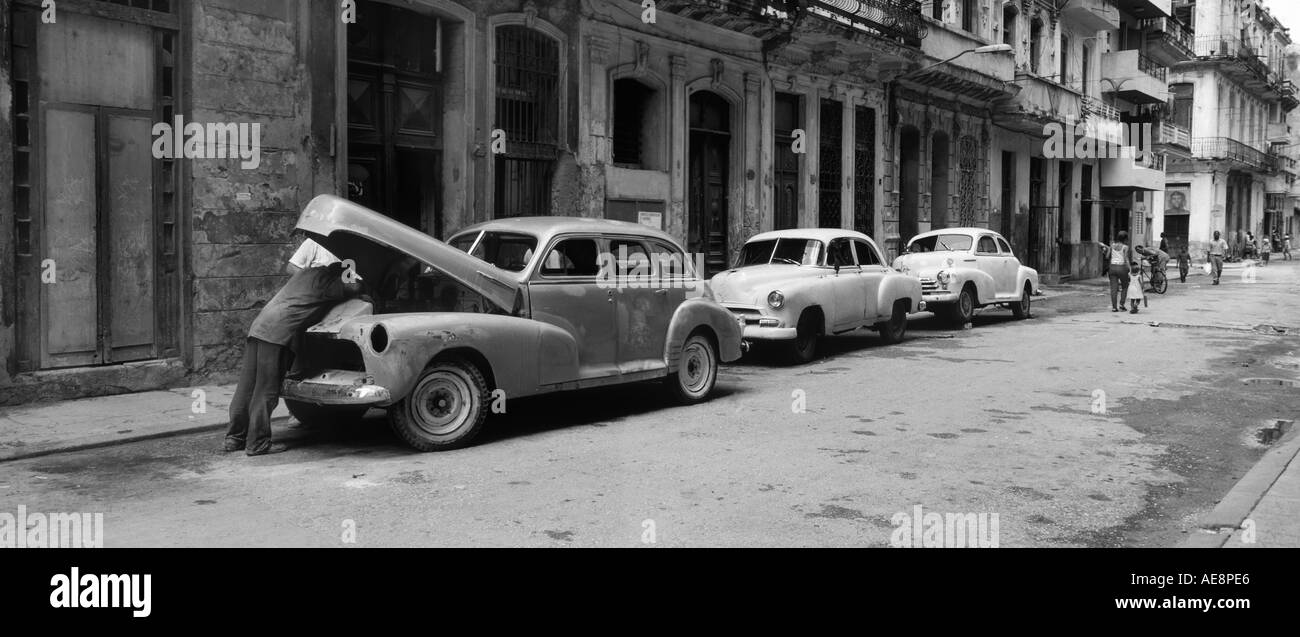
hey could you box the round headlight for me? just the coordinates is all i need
[767,291,785,309]
[937,271,952,285]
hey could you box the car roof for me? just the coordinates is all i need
[745,228,878,244]
[452,216,681,245]
[909,228,1005,241]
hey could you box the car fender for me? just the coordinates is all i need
[1018,266,1041,295]
[334,313,579,403]
[877,273,922,316]
[664,297,744,366]
[951,267,996,304]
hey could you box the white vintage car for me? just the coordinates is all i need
[891,228,1039,326]
[709,229,924,364]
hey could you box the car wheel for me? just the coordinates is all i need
[664,332,719,404]
[947,285,976,325]
[286,400,368,428]
[876,301,908,344]
[387,358,488,451]
[786,310,821,365]
[1010,284,1032,319]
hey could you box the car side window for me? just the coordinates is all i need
[608,238,651,278]
[976,236,998,254]
[996,237,1013,254]
[541,238,600,277]
[649,240,692,279]
[828,239,857,267]
[853,240,881,266]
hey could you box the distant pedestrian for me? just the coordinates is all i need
[1260,235,1271,266]
[1285,235,1293,261]
[1158,233,1169,253]
[1126,263,1145,314]
[1097,231,1135,312]
[1177,248,1190,283]
[1208,230,1228,285]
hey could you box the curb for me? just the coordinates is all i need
[1178,425,1300,548]
[0,415,295,464]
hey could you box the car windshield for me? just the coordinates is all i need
[907,234,973,253]
[449,231,538,272]
[738,238,825,266]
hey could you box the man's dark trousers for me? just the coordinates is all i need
[226,337,290,454]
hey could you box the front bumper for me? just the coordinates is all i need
[724,304,798,341]
[741,325,799,340]
[921,291,959,304]
[282,370,392,406]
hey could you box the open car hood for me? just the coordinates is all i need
[296,195,520,313]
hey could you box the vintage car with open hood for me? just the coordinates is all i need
[709,229,924,364]
[282,195,744,451]
[891,228,1039,326]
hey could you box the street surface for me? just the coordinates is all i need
[2,262,1298,547]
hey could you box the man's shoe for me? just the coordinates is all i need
[246,442,289,457]
[223,439,245,453]
[1130,308,1138,314]
[1111,307,1120,312]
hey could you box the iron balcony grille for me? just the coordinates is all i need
[1141,17,1194,57]
[804,0,927,46]
[1190,137,1274,172]
[1136,50,1167,82]
[1154,121,1191,148]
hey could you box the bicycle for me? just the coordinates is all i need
[1139,256,1168,295]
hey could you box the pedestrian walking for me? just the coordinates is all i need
[1208,230,1228,285]
[225,260,362,456]
[1126,263,1145,314]
[1261,235,1271,266]
[1285,234,1293,261]
[1177,247,1190,282]
[1097,231,1135,312]
[1158,233,1169,253]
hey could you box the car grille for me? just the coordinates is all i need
[726,306,764,324]
[919,278,939,292]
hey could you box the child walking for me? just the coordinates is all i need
[1126,263,1145,314]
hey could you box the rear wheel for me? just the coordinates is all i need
[387,358,488,451]
[786,310,821,365]
[876,301,908,344]
[947,286,976,325]
[664,333,719,404]
[286,400,368,428]
[1010,284,1032,319]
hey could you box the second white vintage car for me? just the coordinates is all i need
[891,228,1040,326]
[709,229,924,364]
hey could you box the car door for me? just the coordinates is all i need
[974,234,1009,298]
[852,239,885,321]
[826,238,867,331]
[610,236,673,374]
[996,236,1018,296]
[528,236,618,380]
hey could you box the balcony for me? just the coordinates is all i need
[1268,121,1291,144]
[1100,149,1166,191]
[1190,137,1274,172]
[1192,35,1282,100]
[1283,80,1299,111]
[1081,96,1123,142]
[1153,121,1191,152]
[994,73,1083,135]
[906,17,1015,98]
[1141,17,1194,66]
[1061,0,1120,32]
[1100,50,1169,104]
[802,0,927,46]
[653,0,793,39]
[1115,0,1172,19]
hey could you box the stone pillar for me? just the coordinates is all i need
[743,72,762,242]
[583,36,612,219]
[669,55,688,243]
[840,92,855,230]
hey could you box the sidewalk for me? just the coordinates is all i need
[1181,422,1300,548]
[0,385,289,462]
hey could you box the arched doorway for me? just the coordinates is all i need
[689,91,732,275]
[931,132,950,230]
[899,126,922,248]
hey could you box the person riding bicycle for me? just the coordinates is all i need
[1135,245,1169,277]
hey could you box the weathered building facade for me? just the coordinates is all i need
[0,0,1239,403]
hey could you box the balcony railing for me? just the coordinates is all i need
[1154,121,1191,148]
[1141,17,1194,57]
[804,0,927,45]
[1082,96,1120,121]
[1135,50,1167,82]
[1190,137,1274,171]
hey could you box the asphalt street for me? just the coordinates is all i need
[1,263,1297,547]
